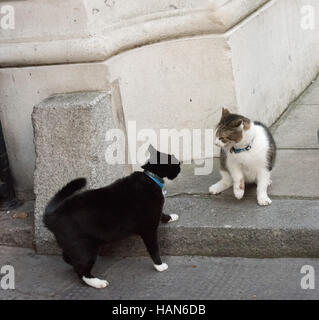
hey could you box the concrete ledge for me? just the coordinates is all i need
[32,91,129,253]
[37,195,319,258]
[97,197,319,258]
[0,0,269,67]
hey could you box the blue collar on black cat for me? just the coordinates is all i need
[232,138,255,154]
[143,170,164,189]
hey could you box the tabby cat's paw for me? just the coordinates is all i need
[234,188,244,200]
[154,263,168,272]
[257,196,272,206]
[209,184,221,195]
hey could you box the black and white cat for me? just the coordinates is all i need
[43,145,181,289]
[209,108,276,206]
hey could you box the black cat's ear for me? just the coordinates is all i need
[222,108,230,117]
[171,154,180,165]
[148,144,158,164]
[148,144,156,154]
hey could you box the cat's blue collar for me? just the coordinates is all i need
[144,170,164,189]
[232,138,254,154]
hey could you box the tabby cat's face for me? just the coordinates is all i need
[215,108,251,148]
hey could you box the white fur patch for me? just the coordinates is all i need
[168,214,179,223]
[227,123,269,184]
[154,263,168,272]
[82,276,109,289]
[215,137,225,148]
[234,187,244,200]
[257,195,272,206]
[209,184,220,194]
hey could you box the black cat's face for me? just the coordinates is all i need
[141,145,181,180]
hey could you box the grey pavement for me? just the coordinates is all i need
[0,246,319,300]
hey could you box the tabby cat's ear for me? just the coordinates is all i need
[222,108,230,117]
[232,119,243,130]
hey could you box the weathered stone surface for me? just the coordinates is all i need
[32,92,129,254]
[0,0,270,67]
[0,201,34,248]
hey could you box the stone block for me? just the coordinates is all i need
[32,91,128,253]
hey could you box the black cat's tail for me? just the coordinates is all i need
[44,178,87,215]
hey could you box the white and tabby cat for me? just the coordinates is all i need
[209,108,276,206]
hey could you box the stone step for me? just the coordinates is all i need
[5,196,319,258]
[100,196,319,258]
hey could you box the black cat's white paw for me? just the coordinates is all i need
[168,214,179,223]
[154,263,168,272]
[82,276,109,289]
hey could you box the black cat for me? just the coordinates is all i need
[43,145,181,288]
